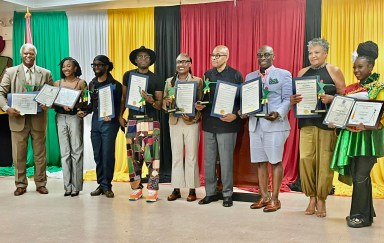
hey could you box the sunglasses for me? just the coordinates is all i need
[257,53,273,59]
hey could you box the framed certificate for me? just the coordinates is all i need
[240,77,262,115]
[98,84,115,121]
[347,100,384,130]
[174,81,198,117]
[211,80,239,118]
[34,84,60,107]
[292,76,321,118]
[54,87,82,109]
[7,92,40,115]
[323,95,356,128]
[126,72,149,112]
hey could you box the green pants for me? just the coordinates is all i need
[299,126,337,200]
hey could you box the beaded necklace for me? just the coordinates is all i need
[310,62,327,70]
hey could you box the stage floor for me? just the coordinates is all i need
[0,176,383,242]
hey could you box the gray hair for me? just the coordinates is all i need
[307,38,329,53]
[20,43,37,56]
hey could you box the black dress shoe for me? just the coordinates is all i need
[71,191,79,197]
[90,186,104,196]
[347,216,372,228]
[223,197,233,207]
[198,195,218,205]
[64,191,72,197]
[104,190,114,198]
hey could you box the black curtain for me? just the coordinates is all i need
[154,6,180,182]
[0,115,12,166]
[303,0,322,67]
[290,0,322,192]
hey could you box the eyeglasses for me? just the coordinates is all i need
[257,53,273,59]
[210,53,227,59]
[176,60,191,65]
[91,63,106,68]
[137,55,150,60]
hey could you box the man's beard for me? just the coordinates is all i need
[94,70,106,77]
[137,63,150,70]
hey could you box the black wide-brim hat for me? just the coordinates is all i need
[129,46,156,66]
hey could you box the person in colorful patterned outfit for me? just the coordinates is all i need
[330,41,384,228]
[119,46,163,202]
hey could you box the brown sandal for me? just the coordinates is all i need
[250,197,271,209]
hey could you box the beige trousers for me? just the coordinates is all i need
[299,126,337,200]
[169,121,200,188]
[11,115,47,188]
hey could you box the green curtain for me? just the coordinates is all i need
[11,11,69,168]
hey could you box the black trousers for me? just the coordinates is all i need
[350,156,377,223]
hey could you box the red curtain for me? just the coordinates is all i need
[181,0,305,191]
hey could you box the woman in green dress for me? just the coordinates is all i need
[330,41,384,228]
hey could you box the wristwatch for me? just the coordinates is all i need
[277,112,283,121]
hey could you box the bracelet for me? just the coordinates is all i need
[334,128,338,137]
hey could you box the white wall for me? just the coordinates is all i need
[0,12,13,58]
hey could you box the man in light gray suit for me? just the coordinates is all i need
[245,45,292,212]
[0,43,53,196]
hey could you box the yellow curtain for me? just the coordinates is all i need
[84,8,155,182]
[322,0,384,198]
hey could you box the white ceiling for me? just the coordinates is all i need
[0,0,232,13]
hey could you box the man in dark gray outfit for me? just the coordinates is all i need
[196,45,243,207]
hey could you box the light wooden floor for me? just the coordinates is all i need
[0,176,383,243]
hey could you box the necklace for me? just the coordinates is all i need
[64,77,78,82]
[63,77,80,89]
[310,62,327,70]
[361,73,379,86]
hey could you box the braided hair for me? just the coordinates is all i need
[59,57,82,78]
[357,41,378,67]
